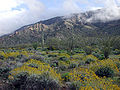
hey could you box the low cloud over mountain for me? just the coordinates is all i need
[0,0,120,35]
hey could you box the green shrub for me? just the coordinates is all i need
[50,63,57,67]
[47,46,56,51]
[116,63,120,69]
[32,43,38,50]
[17,54,23,59]
[101,46,111,59]
[84,46,92,55]
[92,52,100,58]
[98,54,105,60]
[68,81,83,90]
[95,67,114,77]
[0,67,11,79]
[28,63,38,68]
[68,63,77,69]
[8,56,15,60]
[93,52,105,60]
[10,72,29,89]
[59,56,68,61]
[113,49,120,55]
[27,47,32,51]
[85,58,95,64]
[48,54,57,57]
[78,62,85,66]
[62,72,71,82]
[22,72,60,90]
[59,65,67,71]
[28,55,45,62]
[73,49,85,54]
[65,60,70,64]
[0,55,4,60]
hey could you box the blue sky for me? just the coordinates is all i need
[40,0,104,11]
[0,0,120,35]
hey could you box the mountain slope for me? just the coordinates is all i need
[0,10,120,46]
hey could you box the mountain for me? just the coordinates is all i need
[0,9,120,46]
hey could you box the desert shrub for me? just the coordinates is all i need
[68,63,77,69]
[41,48,48,51]
[84,46,92,55]
[28,55,44,62]
[0,55,4,60]
[116,63,120,69]
[101,46,111,59]
[50,63,57,67]
[27,47,32,51]
[71,54,84,60]
[95,66,114,77]
[85,58,95,64]
[22,72,60,90]
[7,56,15,60]
[59,56,68,61]
[68,81,83,90]
[68,67,120,89]
[93,52,105,60]
[52,61,59,67]
[78,61,85,66]
[65,60,70,64]
[58,53,70,58]
[83,55,98,61]
[92,52,100,58]
[17,54,23,59]
[73,48,85,54]
[32,43,38,50]
[114,76,120,87]
[89,59,119,75]
[28,63,38,68]
[59,65,67,71]
[10,72,29,89]
[9,59,62,86]
[98,54,105,60]
[0,67,11,79]
[48,54,57,57]
[47,46,56,51]
[62,72,71,82]
[113,49,120,55]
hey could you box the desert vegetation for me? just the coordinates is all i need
[0,34,120,90]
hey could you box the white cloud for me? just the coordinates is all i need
[0,0,45,35]
[87,0,120,22]
[89,7,102,11]
[0,0,19,12]
[63,0,81,13]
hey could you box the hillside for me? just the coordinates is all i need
[0,9,120,46]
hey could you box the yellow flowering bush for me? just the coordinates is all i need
[72,54,85,59]
[9,59,62,84]
[0,50,30,59]
[58,53,70,58]
[20,51,29,57]
[83,55,98,61]
[89,59,119,73]
[0,51,20,58]
[70,59,80,65]
[58,61,69,67]
[68,67,120,89]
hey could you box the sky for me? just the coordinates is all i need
[0,0,120,35]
